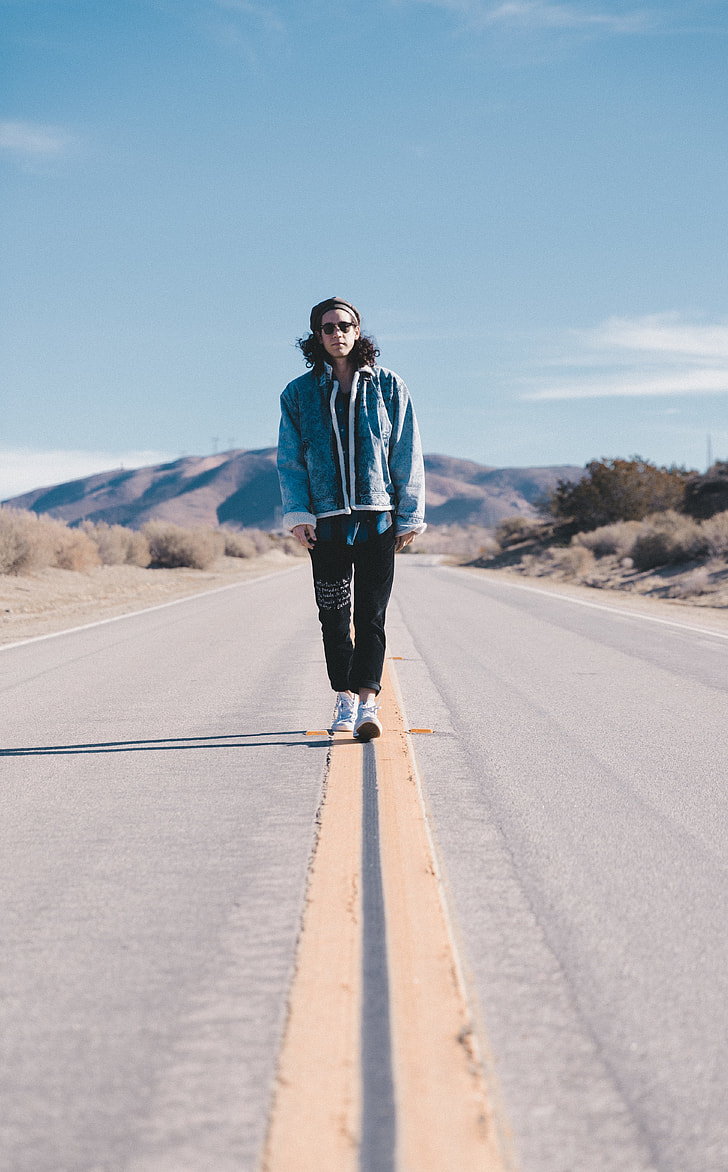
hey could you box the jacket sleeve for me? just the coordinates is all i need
[388,378,427,535]
[277,386,317,531]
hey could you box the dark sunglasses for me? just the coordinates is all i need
[321,321,356,335]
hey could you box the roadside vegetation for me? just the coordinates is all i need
[4,456,728,604]
[547,457,691,531]
[0,509,304,576]
[476,459,728,604]
[400,522,499,561]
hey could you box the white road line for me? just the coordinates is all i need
[446,568,728,642]
[0,565,304,653]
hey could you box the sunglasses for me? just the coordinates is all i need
[321,321,356,335]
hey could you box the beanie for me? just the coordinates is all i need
[309,297,361,334]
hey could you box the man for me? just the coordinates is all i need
[277,297,426,740]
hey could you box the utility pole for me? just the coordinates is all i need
[707,433,713,472]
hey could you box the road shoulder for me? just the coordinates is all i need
[0,551,306,645]
[459,564,728,636]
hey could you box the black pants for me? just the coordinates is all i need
[309,525,396,695]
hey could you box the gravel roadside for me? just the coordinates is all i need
[3,550,728,648]
[462,564,728,636]
[0,550,307,646]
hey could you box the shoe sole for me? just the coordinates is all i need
[331,722,356,733]
[354,721,382,741]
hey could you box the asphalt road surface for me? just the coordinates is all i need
[1,561,727,1172]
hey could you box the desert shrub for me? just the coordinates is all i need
[0,508,53,574]
[125,529,153,567]
[275,534,308,557]
[573,520,643,559]
[51,523,101,572]
[410,523,498,559]
[557,545,595,577]
[223,531,259,559]
[665,567,717,599]
[495,516,543,549]
[521,545,595,579]
[702,510,728,559]
[81,522,152,567]
[630,511,709,571]
[683,463,728,519]
[1,509,105,574]
[546,457,692,532]
[142,522,220,570]
[247,528,274,554]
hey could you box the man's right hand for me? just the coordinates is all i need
[292,524,317,550]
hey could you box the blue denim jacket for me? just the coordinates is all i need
[277,363,426,536]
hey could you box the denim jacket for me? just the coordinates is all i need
[277,363,426,536]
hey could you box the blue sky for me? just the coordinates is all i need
[2,0,727,499]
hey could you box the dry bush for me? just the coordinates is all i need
[84,521,129,564]
[275,534,308,557]
[565,545,596,577]
[0,508,54,574]
[702,510,728,558]
[412,523,499,559]
[0,508,102,574]
[52,524,101,572]
[573,509,728,569]
[665,566,717,599]
[573,520,643,559]
[522,545,595,579]
[222,527,290,558]
[142,522,222,569]
[222,527,308,559]
[495,516,543,549]
[223,531,259,559]
[248,528,274,554]
[630,511,709,571]
[1,509,100,574]
[81,521,151,567]
[125,529,152,567]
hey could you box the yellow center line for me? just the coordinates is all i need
[376,662,508,1170]
[262,732,362,1171]
[262,664,510,1171]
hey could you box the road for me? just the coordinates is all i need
[1,561,727,1171]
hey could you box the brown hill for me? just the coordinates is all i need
[423,454,583,526]
[3,450,582,530]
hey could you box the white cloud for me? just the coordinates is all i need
[0,449,178,503]
[210,0,285,31]
[582,314,728,359]
[528,369,728,401]
[485,1,651,31]
[400,0,655,34]
[522,313,728,401]
[0,119,77,159]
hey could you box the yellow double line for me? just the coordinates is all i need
[262,662,509,1171]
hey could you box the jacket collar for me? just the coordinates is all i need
[319,362,374,387]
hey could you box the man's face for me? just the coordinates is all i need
[318,308,360,362]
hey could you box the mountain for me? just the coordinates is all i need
[3,450,282,530]
[2,449,583,530]
[423,454,583,526]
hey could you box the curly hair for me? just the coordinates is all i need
[296,331,381,371]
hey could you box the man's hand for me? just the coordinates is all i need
[395,531,416,553]
[292,524,317,550]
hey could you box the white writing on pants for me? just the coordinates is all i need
[315,577,351,612]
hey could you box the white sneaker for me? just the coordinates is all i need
[332,691,357,732]
[354,700,382,741]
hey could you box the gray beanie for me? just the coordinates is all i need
[309,297,361,333]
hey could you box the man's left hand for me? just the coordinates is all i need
[395,531,416,553]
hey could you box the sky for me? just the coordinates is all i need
[2,0,728,500]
